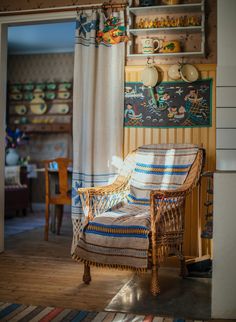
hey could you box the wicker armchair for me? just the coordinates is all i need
[72,144,203,295]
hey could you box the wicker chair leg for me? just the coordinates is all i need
[83,264,91,284]
[151,265,160,296]
[179,256,188,278]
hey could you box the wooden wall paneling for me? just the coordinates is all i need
[124,64,216,257]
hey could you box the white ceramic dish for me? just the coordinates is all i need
[58,83,72,91]
[15,105,27,115]
[57,91,71,99]
[30,97,47,115]
[179,64,199,83]
[50,104,69,114]
[10,90,23,101]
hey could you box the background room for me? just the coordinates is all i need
[5,21,75,235]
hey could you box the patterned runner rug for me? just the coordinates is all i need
[0,303,205,322]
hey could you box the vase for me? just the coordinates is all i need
[6,148,19,166]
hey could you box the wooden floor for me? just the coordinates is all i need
[0,213,132,311]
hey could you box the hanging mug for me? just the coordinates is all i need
[141,38,159,54]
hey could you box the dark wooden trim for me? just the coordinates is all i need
[0,3,128,17]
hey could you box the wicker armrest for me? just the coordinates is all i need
[149,188,187,232]
[78,177,129,197]
[150,186,190,200]
[78,176,130,223]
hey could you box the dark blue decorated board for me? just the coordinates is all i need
[124,79,212,128]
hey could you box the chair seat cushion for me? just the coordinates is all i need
[75,204,151,271]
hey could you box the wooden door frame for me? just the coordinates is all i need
[0,9,78,252]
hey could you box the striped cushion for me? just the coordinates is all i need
[75,204,150,270]
[127,144,198,206]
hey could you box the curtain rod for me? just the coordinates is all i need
[0,3,128,17]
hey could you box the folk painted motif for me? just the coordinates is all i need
[124,79,212,128]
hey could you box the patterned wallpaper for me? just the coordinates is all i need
[0,0,103,12]
[7,53,74,83]
[7,53,73,203]
[1,0,217,64]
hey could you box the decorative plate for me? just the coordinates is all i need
[30,97,47,115]
[10,84,22,91]
[15,105,27,115]
[50,104,69,114]
[46,83,57,90]
[35,83,46,91]
[24,92,34,101]
[33,88,45,99]
[58,82,72,91]
[57,91,71,99]
[23,83,34,91]
[45,91,56,100]
[10,89,23,101]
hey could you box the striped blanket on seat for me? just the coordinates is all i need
[75,204,150,270]
[75,144,198,270]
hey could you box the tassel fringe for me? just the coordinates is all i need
[72,253,147,273]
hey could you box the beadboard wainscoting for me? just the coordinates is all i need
[124,64,216,258]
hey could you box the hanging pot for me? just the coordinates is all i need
[141,64,159,87]
[168,64,181,80]
[141,63,159,106]
[179,64,199,83]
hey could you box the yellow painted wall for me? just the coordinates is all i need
[125,64,216,257]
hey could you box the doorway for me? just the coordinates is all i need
[0,10,77,253]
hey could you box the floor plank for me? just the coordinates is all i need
[1,213,132,311]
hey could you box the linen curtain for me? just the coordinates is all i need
[71,8,127,228]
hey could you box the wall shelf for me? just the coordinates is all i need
[129,26,203,36]
[127,51,204,58]
[129,2,203,15]
[11,123,71,133]
[127,0,205,58]
[7,82,73,134]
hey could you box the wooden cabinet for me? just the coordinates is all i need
[127,0,205,58]
[11,122,72,133]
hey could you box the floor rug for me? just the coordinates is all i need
[4,211,72,237]
[4,212,45,237]
[0,303,203,322]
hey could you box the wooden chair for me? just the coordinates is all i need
[71,144,204,296]
[44,158,72,241]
